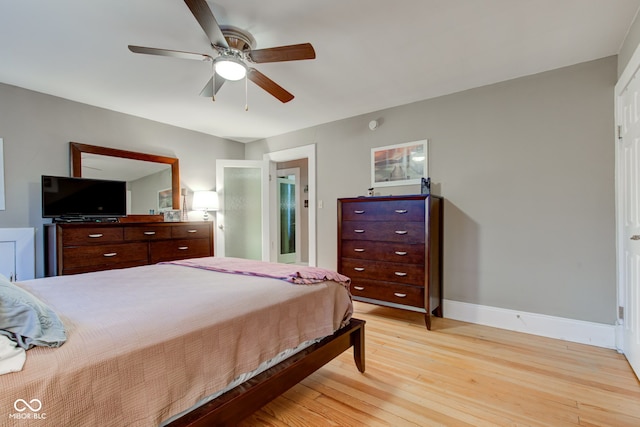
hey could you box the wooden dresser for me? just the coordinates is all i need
[337,195,443,329]
[45,221,214,276]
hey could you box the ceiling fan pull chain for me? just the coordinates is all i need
[245,73,249,111]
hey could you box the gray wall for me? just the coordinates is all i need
[618,11,640,76]
[0,83,244,277]
[246,56,617,325]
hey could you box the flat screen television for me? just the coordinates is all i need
[42,175,127,219]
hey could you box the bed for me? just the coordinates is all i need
[0,257,365,426]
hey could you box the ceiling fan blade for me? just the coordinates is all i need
[247,68,294,103]
[128,45,213,61]
[199,76,225,98]
[249,43,316,63]
[184,0,229,49]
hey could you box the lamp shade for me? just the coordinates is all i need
[192,191,219,211]
[214,56,247,81]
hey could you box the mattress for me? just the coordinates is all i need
[0,260,353,426]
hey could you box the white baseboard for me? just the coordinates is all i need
[443,300,616,349]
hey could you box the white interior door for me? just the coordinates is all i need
[277,168,301,264]
[617,70,640,378]
[215,160,270,261]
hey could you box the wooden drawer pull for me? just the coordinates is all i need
[395,230,408,235]
[178,246,189,250]
[394,293,407,298]
[394,272,408,277]
[395,209,408,214]
[354,210,365,214]
[354,248,365,252]
[395,251,408,256]
[187,229,198,233]
[88,233,104,238]
[143,231,156,235]
[103,252,117,257]
[354,229,365,233]
[353,286,365,291]
[354,267,365,272]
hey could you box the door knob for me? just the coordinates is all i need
[631,235,640,240]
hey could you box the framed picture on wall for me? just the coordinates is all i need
[371,139,428,187]
[158,188,172,212]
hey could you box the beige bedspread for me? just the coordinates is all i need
[0,261,352,426]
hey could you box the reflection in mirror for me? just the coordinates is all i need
[70,142,180,215]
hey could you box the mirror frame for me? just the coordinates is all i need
[70,142,180,210]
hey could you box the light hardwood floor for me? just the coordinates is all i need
[240,301,640,426]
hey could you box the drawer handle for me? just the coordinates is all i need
[187,229,198,233]
[354,267,365,272]
[395,251,408,256]
[395,209,408,214]
[394,272,408,277]
[354,210,365,214]
[143,231,156,235]
[353,286,365,291]
[88,233,104,238]
[354,248,365,252]
[354,229,365,233]
[395,230,408,235]
[394,293,407,298]
[178,246,189,250]
[103,252,117,257]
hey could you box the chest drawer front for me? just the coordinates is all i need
[62,242,148,268]
[62,227,124,245]
[341,240,425,264]
[171,224,211,239]
[150,239,212,263]
[124,226,171,241]
[341,199,425,222]
[341,221,425,244]
[341,258,425,286]
[350,279,423,308]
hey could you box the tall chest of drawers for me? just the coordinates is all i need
[45,221,214,276]
[338,195,443,329]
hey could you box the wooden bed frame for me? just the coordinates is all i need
[169,318,366,426]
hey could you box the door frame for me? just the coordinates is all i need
[264,144,317,266]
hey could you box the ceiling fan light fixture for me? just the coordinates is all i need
[214,56,247,81]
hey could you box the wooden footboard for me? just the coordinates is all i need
[169,318,366,427]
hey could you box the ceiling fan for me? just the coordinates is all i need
[128,0,316,104]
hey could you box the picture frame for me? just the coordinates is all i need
[163,209,181,222]
[158,188,172,212]
[371,139,428,187]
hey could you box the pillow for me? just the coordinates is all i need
[0,335,25,375]
[0,273,66,349]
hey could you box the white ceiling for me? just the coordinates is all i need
[1,0,639,143]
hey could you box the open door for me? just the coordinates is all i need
[215,159,270,261]
[276,168,302,264]
[616,47,640,379]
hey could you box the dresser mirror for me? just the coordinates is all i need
[70,142,180,215]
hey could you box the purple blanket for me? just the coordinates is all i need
[163,257,351,289]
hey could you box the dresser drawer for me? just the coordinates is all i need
[341,221,425,244]
[341,240,425,264]
[350,279,423,308]
[62,242,148,268]
[341,258,425,286]
[150,239,212,263]
[124,226,171,241]
[62,227,124,245]
[171,223,211,239]
[341,199,425,222]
